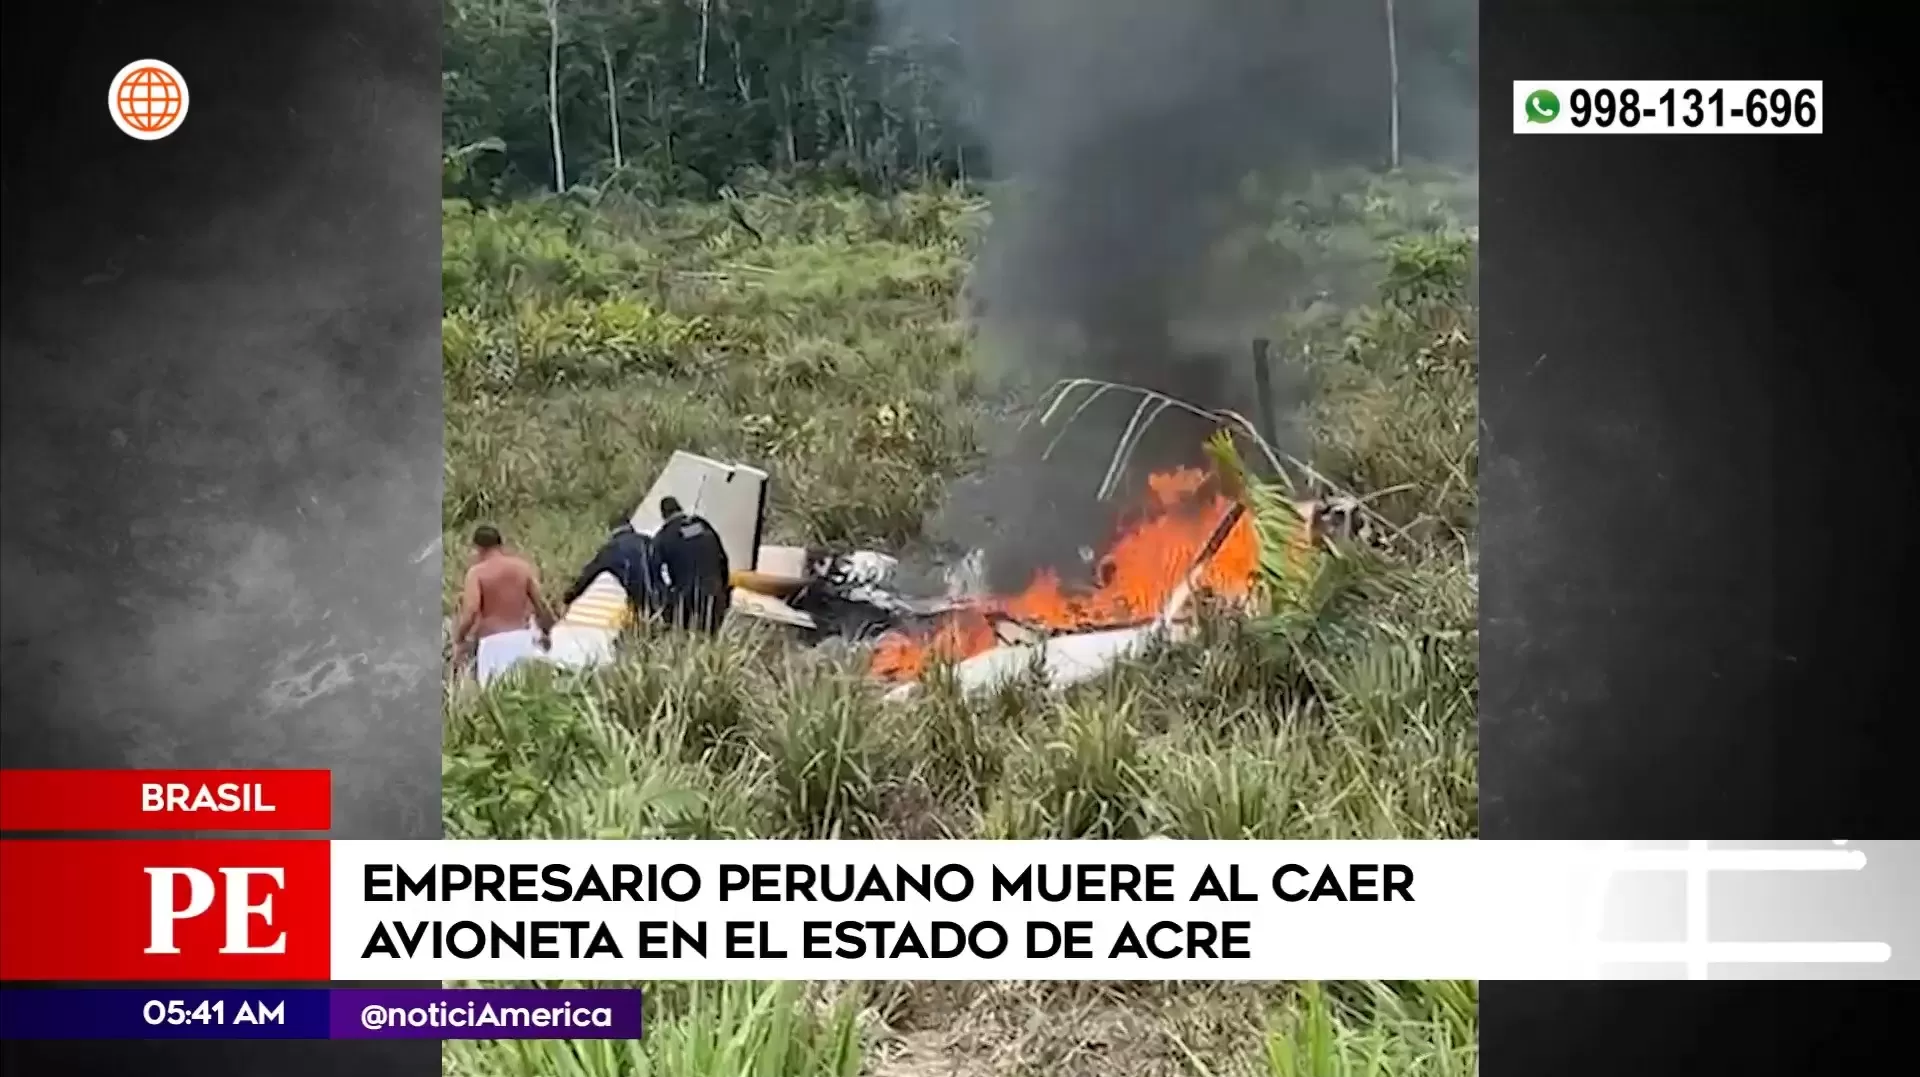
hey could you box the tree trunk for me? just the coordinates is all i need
[780,83,797,169]
[697,0,711,87]
[838,74,857,163]
[732,36,750,106]
[545,0,566,191]
[783,25,799,167]
[601,41,622,170]
[1385,0,1402,169]
[647,73,674,171]
[641,70,672,168]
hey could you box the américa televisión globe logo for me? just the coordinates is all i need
[109,60,189,140]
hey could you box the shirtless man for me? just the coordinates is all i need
[451,525,558,682]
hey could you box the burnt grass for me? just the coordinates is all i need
[441,170,1479,1077]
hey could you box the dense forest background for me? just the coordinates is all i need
[443,0,1477,201]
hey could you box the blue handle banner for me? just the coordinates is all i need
[0,988,643,1040]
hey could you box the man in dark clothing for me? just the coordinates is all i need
[651,496,731,633]
[562,511,662,622]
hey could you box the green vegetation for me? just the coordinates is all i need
[441,186,985,594]
[440,173,1476,1075]
[444,980,1478,1077]
[444,0,1475,199]
[441,171,1476,844]
[444,3,1477,1073]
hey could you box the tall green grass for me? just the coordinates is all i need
[443,980,1477,1077]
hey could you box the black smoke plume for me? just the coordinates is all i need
[884,0,1474,590]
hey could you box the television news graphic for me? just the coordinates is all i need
[106,59,190,141]
[0,988,643,1040]
[0,838,1899,982]
[0,840,331,981]
[1512,80,1823,133]
[0,769,332,832]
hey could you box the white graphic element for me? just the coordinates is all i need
[1686,839,1708,979]
[1592,842,1887,979]
[323,840,1894,981]
[1511,81,1822,135]
[108,60,190,141]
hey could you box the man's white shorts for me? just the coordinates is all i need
[475,628,545,686]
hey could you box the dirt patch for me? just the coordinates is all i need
[869,1030,992,1077]
[867,982,1279,1077]
[874,777,963,840]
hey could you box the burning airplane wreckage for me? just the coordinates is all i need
[528,379,1368,697]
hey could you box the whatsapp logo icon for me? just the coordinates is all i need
[1525,89,1560,124]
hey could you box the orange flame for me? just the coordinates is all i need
[869,466,1260,682]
